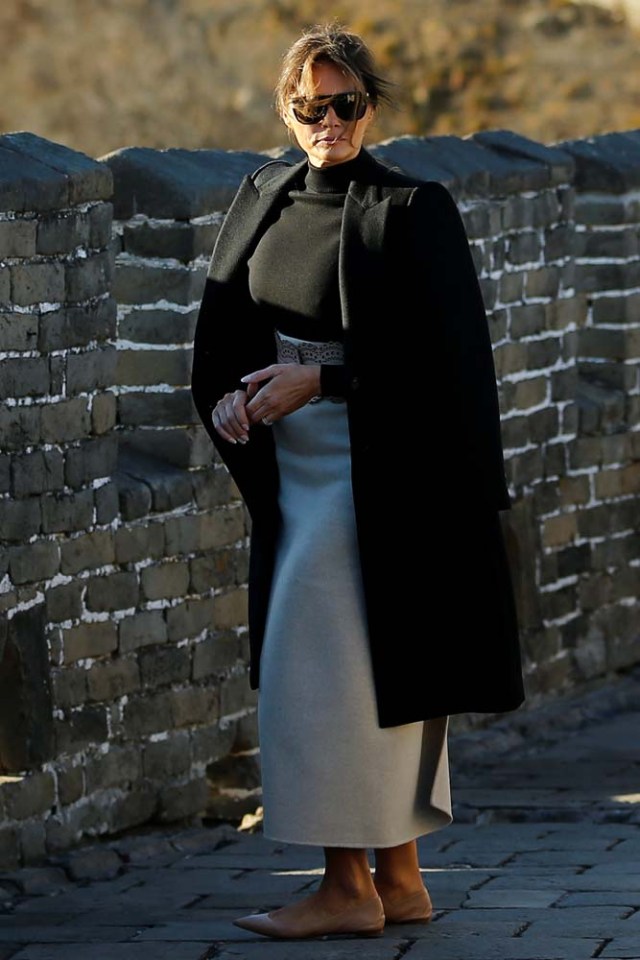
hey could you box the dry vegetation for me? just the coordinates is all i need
[1,0,639,158]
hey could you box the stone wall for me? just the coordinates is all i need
[0,128,638,869]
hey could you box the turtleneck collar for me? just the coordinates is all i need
[303,149,372,194]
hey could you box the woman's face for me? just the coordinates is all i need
[284,60,375,168]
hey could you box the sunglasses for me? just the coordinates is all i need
[289,91,370,125]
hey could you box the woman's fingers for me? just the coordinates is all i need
[245,364,321,423]
[212,390,251,444]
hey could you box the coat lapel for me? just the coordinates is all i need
[339,181,392,333]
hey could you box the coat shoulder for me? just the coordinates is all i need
[250,157,293,188]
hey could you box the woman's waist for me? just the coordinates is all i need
[274,329,344,366]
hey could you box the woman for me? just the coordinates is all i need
[191,23,525,940]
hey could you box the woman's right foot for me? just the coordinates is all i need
[233,889,385,939]
[373,883,433,923]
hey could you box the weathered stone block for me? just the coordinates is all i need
[38,298,116,351]
[86,657,140,702]
[54,704,109,754]
[0,218,37,257]
[41,487,95,534]
[7,540,59,585]
[10,261,65,306]
[558,474,590,506]
[121,691,174,737]
[88,202,113,248]
[84,745,142,793]
[36,211,89,255]
[139,644,191,689]
[85,570,139,612]
[41,396,91,443]
[165,596,215,641]
[51,666,87,708]
[525,265,561,299]
[219,671,255,716]
[46,580,84,623]
[2,771,55,820]
[91,391,117,435]
[192,633,241,679]
[542,513,577,548]
[115,522,165,564]
[0,312,38,351]
[65,345,117,394]
[118,389,199,426]
[0,356,50,398]
[157,776,208,822]
[140,561,190,601]
[65,249,113,301]
[189,551,239,594]
[191,720,237,765]
[0,497,41,541]
[116,347,193,387]
[56,763,84,805]
[544,223,574,261]
[113,259,203,306]
[142,732,192,779]
[12,448,64,497]
[498,271,524,304]
[581,227,638,260]
[118,609,168,653]
[508,231,542,264]
[592,291,640,325]
[170,685,219,728]
[64,434,118,486]
[60,528,115,575]
[62,620,118,663]
[510,302,546,338]
[118,306,198,346]
[526,337,562,370]
[575,259,640,294]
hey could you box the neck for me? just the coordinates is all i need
[304,149,369,194]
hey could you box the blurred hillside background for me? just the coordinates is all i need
[1,0,639,158]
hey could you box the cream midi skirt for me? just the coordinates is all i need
[257,334,453,847]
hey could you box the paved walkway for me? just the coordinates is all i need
[1,669,639,959]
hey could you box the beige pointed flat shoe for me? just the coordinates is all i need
[232,893,385,939]
[379,886,433,924]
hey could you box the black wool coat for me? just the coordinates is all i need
[191,147,525,727]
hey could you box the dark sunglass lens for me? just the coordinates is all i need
[291,92,367,124]
[333,93,366,121]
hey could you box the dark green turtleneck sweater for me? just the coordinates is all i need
[247,150,371,397]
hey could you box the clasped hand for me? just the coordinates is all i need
[211,363,321,444]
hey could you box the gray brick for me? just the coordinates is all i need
[54,704,109,754]
[41,487,94,533]
[11,448,64,496]
[189,551,238,594]
[116,347,193,387]
[581,227,638,259]
[60,529,115,575]
[576,259,640,294]
[170,685,218,727]
[0,261,10,303]
[65,345,117,394]
[544,223,574,261]
[574,195,627,225]
[510,303,547,338]
[190,720,236,765]
[124,423,206,469]
[118,389,198,426]
[142,732,192,779]
[85,571,139,612]
[86,657,140,702]
[0,218,37,256]
[118,306,197,346]
[525,265,561,299]
[115,522,165,564]
[19,822,48,865]
[40,396,91,443]
[36,211,90,255]
[526,337,562,370]
[117,471,153,520]
[139,644,191,688]
[508,231,542,264]
[0,454,10,493]
[165,597,216,641]
[190,465,237,511]
[0,312,38,350]
[118,609,168,653]
[0,404,41,455]
[49,353,65,395]
[8,540,60,584]
[122,691,174,737]
[140,561,190,601]
[2,771,55,820]
[501,195,534,231]
[0,356,50,398]
[56,762,84,805]
[65,249,113,301]
[157,776,208,822]
[88,202,113,248]
[123,221,201,261]
[0,497,41,541]
[62,620,118,663]
[219,672,255,717]
[51,666,88,708]
[192,633,241,679]
[46,580,84,622]
[91,390,117,436]
[84,745,141,793]
[0,827,20,869]
[592,291,640,325]
[64,434,117,486]
[94,478,119,525]
[10,261,65,306]
[38,298,116,351]
[545,296,585,331]
[498,271,524,304]
[113,260,204,306]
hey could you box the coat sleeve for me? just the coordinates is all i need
[407,181,512,511]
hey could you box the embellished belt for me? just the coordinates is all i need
[274,329,345,404]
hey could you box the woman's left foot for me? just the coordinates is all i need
[233,891,385,939]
